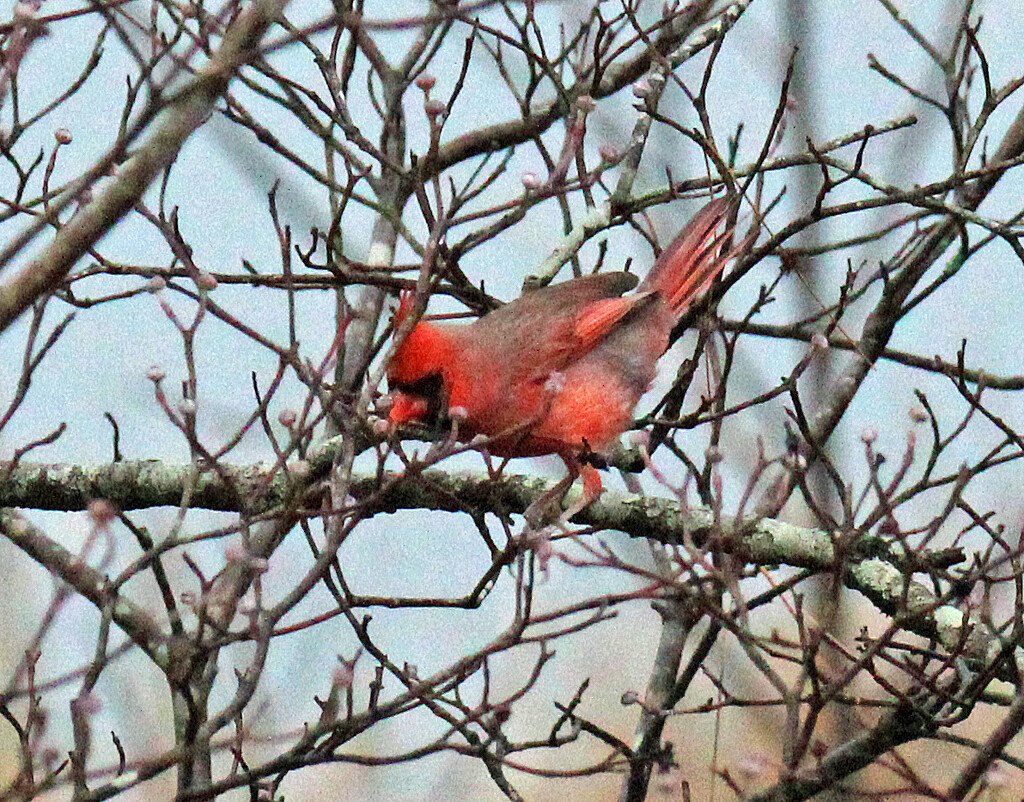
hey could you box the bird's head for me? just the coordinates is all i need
[385,292,449,428]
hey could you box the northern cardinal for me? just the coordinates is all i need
[386,197,737,524]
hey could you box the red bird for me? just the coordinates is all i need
[386,197,736,524]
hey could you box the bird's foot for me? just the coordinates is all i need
[522,473,575,531]
[523,495,561,532]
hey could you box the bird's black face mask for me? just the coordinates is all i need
[388,371,449,433]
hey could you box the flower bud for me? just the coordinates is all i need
[632,78,651,98]
[87,499,117,528]
[196,271,218,291]
[333,656,356,688]
[521,172,542,191]
[14,0,39,21]
[224,543,246,563]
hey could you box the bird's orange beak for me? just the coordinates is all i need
[388,391,429,428]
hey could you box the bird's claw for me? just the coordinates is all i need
[523,495,561,531]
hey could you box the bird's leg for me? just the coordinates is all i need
[522,454,605,531]
[558,461,604,524]
[521,455,606,577]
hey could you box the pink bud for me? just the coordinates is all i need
[632,78,651,98]
[424,99,446,118]
[909,405,927,423]
[54,128,72,145]
[196,272,218,291]
[415,74,436,91]
[333,658,355,688]
[278,409,297,428]
[628,430,651,449]
[147,276,167,293]
[147,366,166,382]
[810,332,829,350]
[860,427,878,445]
[224,543,246,563]
[735,753,773,783]
[14,0,39,21]
[87,499,117,528]
[177,398,196,416]
[521,172,542,191]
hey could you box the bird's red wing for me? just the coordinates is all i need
[572,292,654,352]
[476,272,641,382]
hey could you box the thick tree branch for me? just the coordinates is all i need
[0,455,984,660]
[747,697,939,802]
[0,509,168,668]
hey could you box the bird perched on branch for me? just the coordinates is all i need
[385,196,738,525]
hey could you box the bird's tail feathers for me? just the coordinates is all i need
[638,196,739,318]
